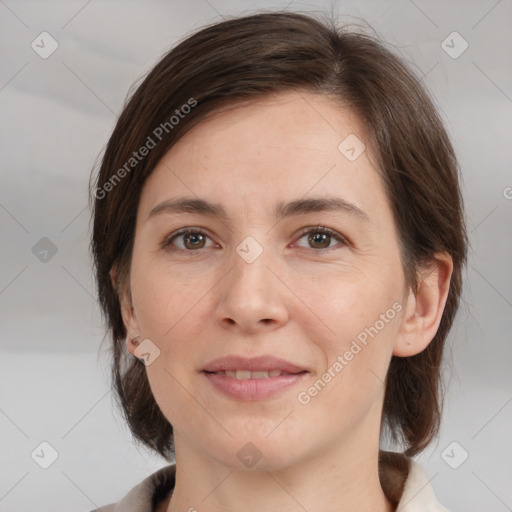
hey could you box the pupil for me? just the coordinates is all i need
[309,232,329,248]
[185,233,204,249]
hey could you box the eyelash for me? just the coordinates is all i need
[161,226,350,253]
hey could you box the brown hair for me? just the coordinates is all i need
[90,11,467,460]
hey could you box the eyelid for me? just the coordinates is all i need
[162,226,217,251]
[292,225,351,249]
[162,225,350,252]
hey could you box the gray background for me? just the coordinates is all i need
[0,0,511,511]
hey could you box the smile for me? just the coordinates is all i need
[202,355,309,400]
[209,369,290,379]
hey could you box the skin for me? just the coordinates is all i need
[115,90,453,512]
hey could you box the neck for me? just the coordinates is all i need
[165,433,395,512]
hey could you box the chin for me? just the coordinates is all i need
[204,431,306,472]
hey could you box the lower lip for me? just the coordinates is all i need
[203,372,307,400]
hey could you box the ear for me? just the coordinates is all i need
[393,253,453,357]
[110,264,140,357]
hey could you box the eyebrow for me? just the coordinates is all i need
[148,196,369,222]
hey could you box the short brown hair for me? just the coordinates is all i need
[90,11,467,460]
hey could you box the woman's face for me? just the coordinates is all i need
[123,90,411,469]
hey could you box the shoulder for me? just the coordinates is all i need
[89,464,176,512]
[380,451,450,511]
[397,459,450,511]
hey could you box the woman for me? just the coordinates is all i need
[90,11,467,512]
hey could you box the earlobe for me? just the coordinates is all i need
[122,304,141,357]
[393,253,453,357]
[121,297,140,349]
[110,264,140,355]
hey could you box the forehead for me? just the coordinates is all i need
[170,90,370,167]
[139,90,388,223]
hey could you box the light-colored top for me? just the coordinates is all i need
[91,451,449,512]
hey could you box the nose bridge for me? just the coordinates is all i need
[215,234,289,331]
[230,235,275,304]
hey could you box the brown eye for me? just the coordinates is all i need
[295,226,348,250]
[163,228,215,251]
[308,232,331,249]
[182,232,206,249]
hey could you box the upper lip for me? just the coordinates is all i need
[203,355,307,374]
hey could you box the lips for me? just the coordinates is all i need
[202,355,308,400]
[213,369,285,379]
[202,355,307,375]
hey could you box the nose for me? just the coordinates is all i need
[215,244,290,335]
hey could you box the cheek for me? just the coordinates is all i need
[296,290,401,422]
[293,268,403,407]
[130,253,213,341]
[294,265,402,344]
